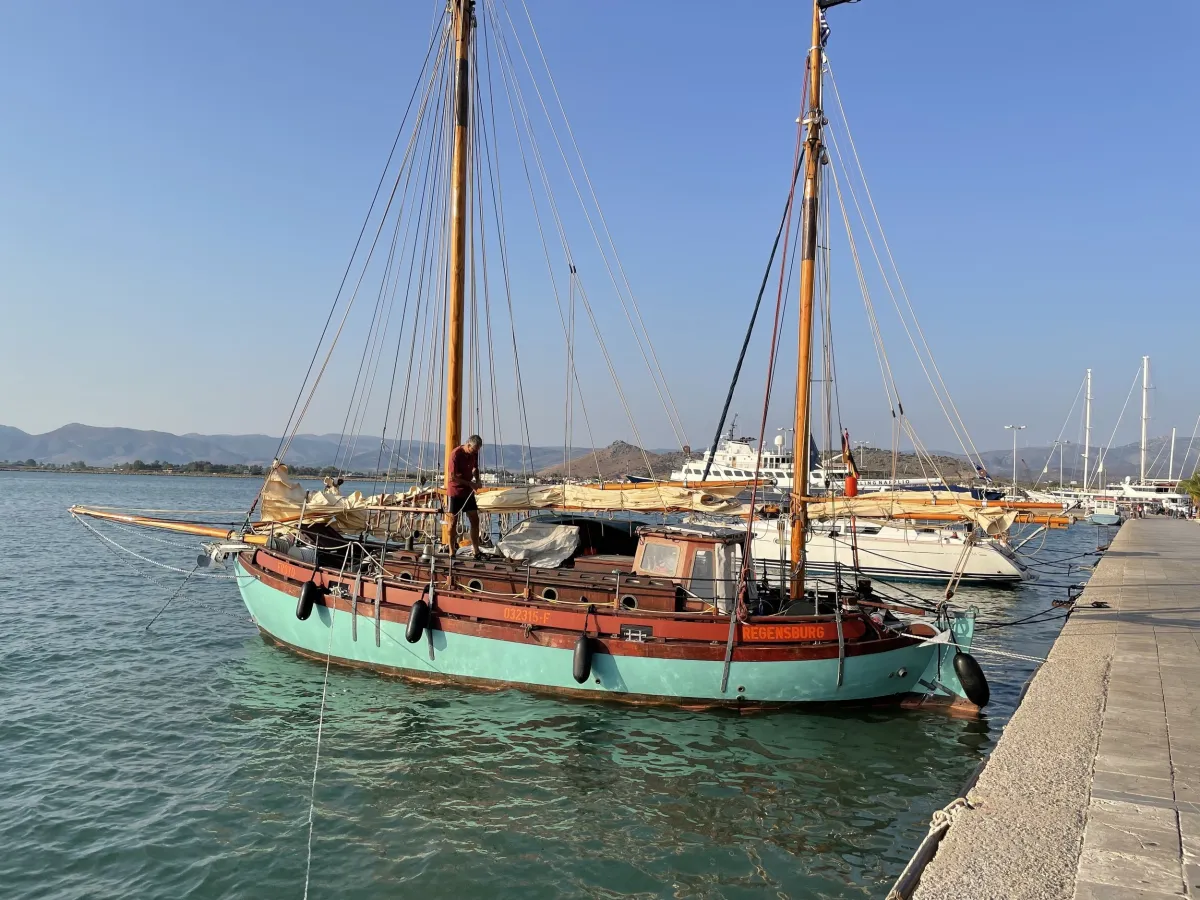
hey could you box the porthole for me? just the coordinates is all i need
[398,571,414,581]
[542,587,558,601]
[468,579,484,591]
[620,595,638,610]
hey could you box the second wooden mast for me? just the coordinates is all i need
[444,0,475,541]
[790,0,826,599]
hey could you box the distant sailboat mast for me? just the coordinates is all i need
[1083,368,1092,491]
[1140,355,1150,484]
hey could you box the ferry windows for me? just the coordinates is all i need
[640,542,680,577]
[690,550,715,600]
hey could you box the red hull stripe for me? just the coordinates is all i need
[242,551,911,663]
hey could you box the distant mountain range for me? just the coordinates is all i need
[4,423,1194,483]
[0,423,591,473]
[973,434,1196,483]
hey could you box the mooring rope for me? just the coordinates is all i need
[72,514,248,581]
[303,609,336,900]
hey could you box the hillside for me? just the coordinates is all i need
[846,447,977,482]
[0,423,587,473]
[5,422,1189,483]
[974,434,1192,483]
[537,441,686,481]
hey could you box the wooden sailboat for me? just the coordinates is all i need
[73,0,987,711]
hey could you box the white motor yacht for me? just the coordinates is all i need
[744,517,1032,586]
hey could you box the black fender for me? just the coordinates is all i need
[296,580,321,621]
[572,635,593,684]
[406,597,431,644]
[953,651,990,708]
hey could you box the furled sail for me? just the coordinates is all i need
[804,491,1018,536]
[256,464,743,536]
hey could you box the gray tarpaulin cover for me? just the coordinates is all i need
[497,521,581,568]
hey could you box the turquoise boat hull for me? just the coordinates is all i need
[234,561,977,708]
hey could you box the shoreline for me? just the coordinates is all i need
[0,467,389,481]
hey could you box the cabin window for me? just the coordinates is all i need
[689,549,715,600]
[640,542,680,577]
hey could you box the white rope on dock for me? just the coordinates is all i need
[886,796,972,900]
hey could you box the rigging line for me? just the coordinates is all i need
[388,44,456,480]
[738,95,808,594]
[72,514,247,581]
[376,57,455,481]
[388,67,452,487]
[411,57,457,481]
[512,0,688,446]
[301,609,336,900]
[700,89,808,481]
[340,74,450,474]
[1099,364,1144,467]
[277,25,455,467]
[468,57,510,471]
[384,47,455,484]
[271,18,450,471]
[1177,413,1200,484]
[826,123,967,478]
[1033,374,1086,489]
[484,3,658,487]
[144,564,200,632]
[1147,435,1168,480]
[478,10,534,475]
[486,3,620,483]
[827,160,901,435]
[827,140,952,490]
[341,130,428,474]
[504,0,688,448]
[474,116,509,475]
[820,171,846,444]
[826,60,987,471]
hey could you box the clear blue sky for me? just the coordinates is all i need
[1,0,1196,456]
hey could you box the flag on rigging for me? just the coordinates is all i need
[841,430,860,479]
[975,463,993,483]
[819,10,831,47]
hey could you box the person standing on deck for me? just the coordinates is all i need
[448,435,484,558]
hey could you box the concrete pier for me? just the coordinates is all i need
[912,519,1200,900]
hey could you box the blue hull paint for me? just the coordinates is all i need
[234,562,977,706]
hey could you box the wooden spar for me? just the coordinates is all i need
[790,0,825,600]
[69,506,269,545]
[443,0,474,544]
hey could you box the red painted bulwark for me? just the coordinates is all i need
[241,548,909,664]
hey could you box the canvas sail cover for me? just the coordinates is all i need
[257,465,430,535]
[474,483,743,514]
[804,490,1018,536]
[495,520,581,567]
[257,465,743,535]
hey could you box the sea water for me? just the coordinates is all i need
[0,471,1097,898]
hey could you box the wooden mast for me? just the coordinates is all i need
[444,0,474,543]
[790,0,826,599]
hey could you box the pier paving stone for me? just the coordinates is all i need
[911,520,1200,900]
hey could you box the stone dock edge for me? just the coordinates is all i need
[890,518,1200,900]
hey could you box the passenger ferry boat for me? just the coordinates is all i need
[667,428,979,496]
